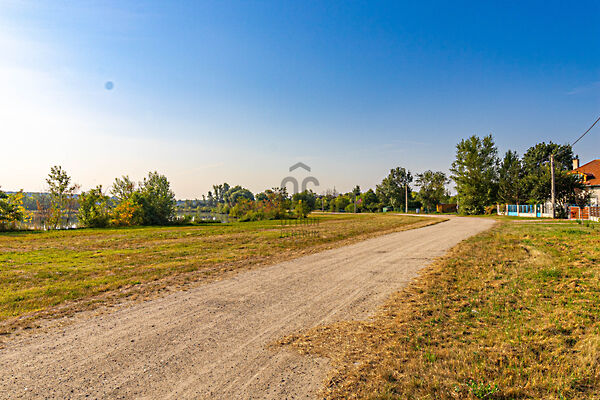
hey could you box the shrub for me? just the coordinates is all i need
[110,197,142,227]
[0,190,32,230]
[137,172,176,225]
[229,198,254,219]
[78,186,110,228]
[292,190,316,212]
[335,196,350,212]
[294,200,311,218]
[239,210,265,222]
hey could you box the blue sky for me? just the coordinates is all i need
[1,1,598,198]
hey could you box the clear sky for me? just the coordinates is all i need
[1,1,598,198]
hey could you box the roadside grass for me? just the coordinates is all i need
[279,221,600,399]
[0,213,436,333]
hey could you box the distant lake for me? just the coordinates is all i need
[177,211,231,223]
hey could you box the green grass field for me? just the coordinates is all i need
[282,220,600,399]
[0,213,434,332]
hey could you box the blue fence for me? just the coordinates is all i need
[505,204,546,217]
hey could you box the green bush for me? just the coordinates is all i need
[0,190,31,230]
[239,210,264,222]
[294,200,311,218]
[137,172,176,225]
[78,186,110,228]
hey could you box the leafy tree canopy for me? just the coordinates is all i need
[224,185,254,206]
[292,190,317,211]
[450,135,499,215]
[376,167,413,210]
[498,150,525,205]
[137,171,176,225]
[78,186,110,228]
[111,175,136,201]
[416,170,449,212]
[0,189,31,229]
[45,166,80,228]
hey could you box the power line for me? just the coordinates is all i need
[544,115,600,161]
[572,115,600,147]
[546,114,599,218]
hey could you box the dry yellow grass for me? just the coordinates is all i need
[280,221,600,399]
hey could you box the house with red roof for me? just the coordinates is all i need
[571,158,600,206]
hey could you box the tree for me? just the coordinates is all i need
[334,195,351,212]
[522,142,573,175]
[255,187,289,219]
[212,183,230,204]
[0,189,31,230]
[111,197,143,226]
[294,200,311,218]
[350,186,361,212]
[111,175,136,201]
[207,191,215,206]
[224,186,254,206]
[360,189,379,212]
[46,166,79,228]
[229,198,255,219]
[109,175,144,225]
[450,135,499,214]
[521,142,582,206]
[376,167,413,210]
[255,192,268,202]
[498,150,525,205]
[292,190,316,213]
[78,186,110,228]
[137,171,176,225]
[416,170,449,212]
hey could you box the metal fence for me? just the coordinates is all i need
[499,204,551,218]
[569,206,599,220]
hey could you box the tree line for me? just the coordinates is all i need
[0,166,176,230]
[1,163,452,230]
[176,135,586,219]
[177,167,451,222]
[450,135,585,215]
[1,134,583,230]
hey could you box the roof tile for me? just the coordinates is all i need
[572,159,600,186]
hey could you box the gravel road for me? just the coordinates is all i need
[0,216,494,399]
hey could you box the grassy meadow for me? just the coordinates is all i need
[0,213,435,332]
[281,220,600,400]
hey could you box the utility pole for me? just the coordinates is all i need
[550,154,556,218]
[405,183,408,213]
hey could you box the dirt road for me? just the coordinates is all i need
[0,217,494,399]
